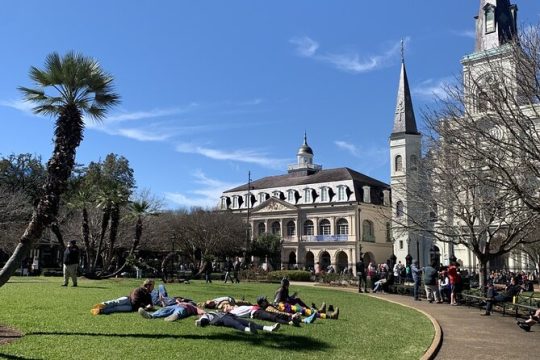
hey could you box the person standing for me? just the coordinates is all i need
[224,258,234,283]
[411,260,422,301]
[423,262,441,303]
[233,256,241,283]
[356,259,367,293]
[62,240,80,287]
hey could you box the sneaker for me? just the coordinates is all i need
[328,307,340,320]
[196,317,210,327]
[518,322,531,332]
[269,323,280,332]
[164,313,179,322]
[91,303,105,316]
[291,316,301,327]
[303,313,317,324]
[318,302,327,313]
[138,308,153,319]
[481,312,491,316]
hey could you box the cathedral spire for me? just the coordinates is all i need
[391,47,418,138]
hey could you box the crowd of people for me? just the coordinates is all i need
[90,277,340,334]
[355,257,538,333]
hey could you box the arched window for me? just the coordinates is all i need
[337,218,349,235]
[259,192,268,203]
[287,190,296,203]
[362,220,375,242]
[271,221,281,235]
[319,219,331,235]
[286,221,296,236]
[395,155,403,172]
[232,196,239,208]
[304,220,314,236]
[396,201,404,218]
[220,197,229,210]
[257,222,266,235]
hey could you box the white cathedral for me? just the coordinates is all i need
[221,0,536,273]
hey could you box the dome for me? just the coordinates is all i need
[297,133,313,155]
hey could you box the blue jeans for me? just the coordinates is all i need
[150,305,188,319]
[151,284,175,306]
[413,279,421,299]
[101,296,132,314]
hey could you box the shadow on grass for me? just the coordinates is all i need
[0,353,40,360]
[26,331,332,352]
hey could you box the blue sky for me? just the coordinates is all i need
[1,1,540,209]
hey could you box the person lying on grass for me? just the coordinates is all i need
[138,299,205,321]
[273,278,339,320]
[195,311,280,334]
[200,296,251,310]
[91,279,155,315]
[150,283,194,307]
[220,298,302,326]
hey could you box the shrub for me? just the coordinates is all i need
[267,270,312,282]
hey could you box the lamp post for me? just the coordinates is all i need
[245,171,252,253]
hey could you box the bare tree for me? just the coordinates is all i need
[393,24,540,288]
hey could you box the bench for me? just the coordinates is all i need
[510,292,540,319]
[462,289,487,308]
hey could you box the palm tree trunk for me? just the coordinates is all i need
[0,104,82,287]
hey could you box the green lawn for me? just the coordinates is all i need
[0,277,433,360]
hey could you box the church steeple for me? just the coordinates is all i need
[391,43,418,139]
[475,0,518,52]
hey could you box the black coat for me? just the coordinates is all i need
[63,245,80,265]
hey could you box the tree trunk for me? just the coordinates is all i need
[81,207,91,269]
[0,105,82,288]
[50,221,65,250]
[104,204,120,270]
[478,260,489,292]
[92,205,110,272]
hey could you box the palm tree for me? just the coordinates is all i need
[0,52,119,287]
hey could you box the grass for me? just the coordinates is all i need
[0,277,434,360]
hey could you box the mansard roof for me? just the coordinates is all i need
[224,167,389,194]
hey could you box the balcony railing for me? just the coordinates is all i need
[301,234,349,242]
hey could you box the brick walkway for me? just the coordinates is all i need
[291,282,540,359]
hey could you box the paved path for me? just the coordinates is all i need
[291,282,540,359]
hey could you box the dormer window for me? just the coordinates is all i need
[304,188,312,203]
[220,196,229,210]
[337,186,347,201]
[232,196,239,209]
[272,190,283,200]
[287,190,296,203]
[259,192,268,203]
[485,5,495,34]
[320,187,329,202]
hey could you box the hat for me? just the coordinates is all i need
[281,278,290,287]
[256,296,268,306]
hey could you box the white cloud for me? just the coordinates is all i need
[334,140,388,175]
[452,30,476,39]
[290,36,408,74]
[165,170,241,209]
[115,128,172,142]
[106,104,198,123]
[290,36,320,57]
[413,77,453,100]
[335,140,360,157]
[0,99,38,115]
[176,143,288,169]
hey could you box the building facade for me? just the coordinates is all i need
[220,135,393,272]
[392,0,537,273]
